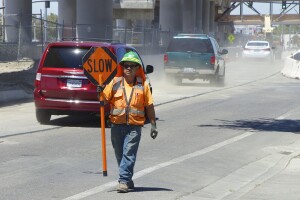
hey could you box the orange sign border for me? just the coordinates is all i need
[82,47,117,85]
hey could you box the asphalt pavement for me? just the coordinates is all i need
[1,55,300,199]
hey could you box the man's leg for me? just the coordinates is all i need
[118,125,141,184]
[111,124,125,166]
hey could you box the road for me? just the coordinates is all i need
[1,56,300,200]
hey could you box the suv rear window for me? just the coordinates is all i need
[44,47,90,69]
[247,42,269,47]
[166,38,214,53]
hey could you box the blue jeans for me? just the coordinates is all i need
[111,123,142,184]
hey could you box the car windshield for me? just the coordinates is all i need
[167,38,214,53]
[44,47,90,69]
[247,42,269,47]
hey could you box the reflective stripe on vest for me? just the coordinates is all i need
[110,76,145,125]
[111,107,145,116]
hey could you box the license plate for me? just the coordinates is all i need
[183,68,196,73]
[67,79,82,88]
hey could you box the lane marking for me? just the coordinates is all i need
[62,105,297,200]
[62,131,255,200]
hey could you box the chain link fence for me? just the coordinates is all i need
[0,17,181,61]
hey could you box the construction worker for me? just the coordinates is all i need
[97,51,158,193]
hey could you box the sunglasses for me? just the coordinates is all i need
[123,64,138,69]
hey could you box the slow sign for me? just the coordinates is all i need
[82,47,117,85]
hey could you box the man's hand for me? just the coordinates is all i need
[150,123,158,139]
[97,85,105,93]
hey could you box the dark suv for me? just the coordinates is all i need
[34,40,153,124]
[164,34,228,85]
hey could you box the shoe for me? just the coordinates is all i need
[117,182,128,193]
[127,180,134,189]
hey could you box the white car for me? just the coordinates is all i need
[242,40,275,62]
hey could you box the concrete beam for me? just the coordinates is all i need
[113,9,154,20]
[218,14,300,23]
[120,0,155,9]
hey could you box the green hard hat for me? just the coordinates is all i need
[120,51,142,66]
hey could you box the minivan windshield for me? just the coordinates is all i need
[44,47,90,68]
[166,38,214,53]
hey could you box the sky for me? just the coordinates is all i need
[32,1,58,15]
[0,0,58,15]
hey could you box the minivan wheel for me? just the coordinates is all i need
[36,109,51,124]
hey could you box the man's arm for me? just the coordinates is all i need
[146,104,158,139]
[145,104,156,125]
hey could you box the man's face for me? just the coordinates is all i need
[122,61,139,76]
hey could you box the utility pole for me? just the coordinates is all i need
[44,1,50,42]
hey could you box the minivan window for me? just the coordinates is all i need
[44,47,90,68]
[167,38,214,53]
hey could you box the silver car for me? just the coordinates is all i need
[242,40,275,62]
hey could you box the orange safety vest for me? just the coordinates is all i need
[109,76,145,126]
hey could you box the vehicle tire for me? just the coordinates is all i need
[36,109,51,124]
[105,117,111,128]
[174,77,182,85]
[210,75,225,87]
[166,74,181,85]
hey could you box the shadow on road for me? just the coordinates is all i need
[198,118,300,133]
[130,186,173,192]
[48,115,101,128]
[109,186,173,193]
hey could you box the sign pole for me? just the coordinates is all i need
[82,46,118,177]
[99,75,107,176]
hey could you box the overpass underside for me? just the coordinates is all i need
[113,0,156,20]
[217,0,300,25]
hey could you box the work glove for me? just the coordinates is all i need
[150,123,158,139]
[97,85,105,93]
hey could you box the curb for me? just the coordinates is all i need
[0,89,32,105]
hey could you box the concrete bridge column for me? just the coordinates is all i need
[76,0,113,39]
[195,0,203,33]
[4,0,32,43]
[209,0,216,34]
[58,0,76,39]
[182,0,195,33]
[202,0,210,34]
[159,0,182,32]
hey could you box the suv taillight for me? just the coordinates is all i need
[210,56,216,65]
[35,72,42,88]
[164,54,168,64]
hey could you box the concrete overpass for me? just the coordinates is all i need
[217,0,300,25]
[2,0,300,43]
[3,0,232,44]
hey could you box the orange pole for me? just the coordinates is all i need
[99,75,107,176]
[100,93,107,176]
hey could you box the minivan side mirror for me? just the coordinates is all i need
[146,65,154,74]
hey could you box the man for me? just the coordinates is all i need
[98,51,158,193]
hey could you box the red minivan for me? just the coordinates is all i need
[34,40,153,124]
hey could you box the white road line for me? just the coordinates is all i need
[62,131,255,200]
[62,111,293,200]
